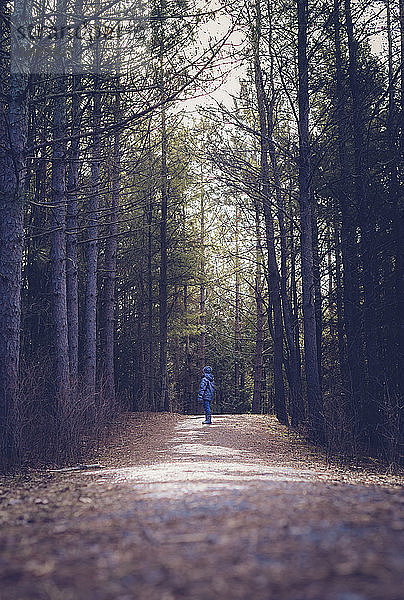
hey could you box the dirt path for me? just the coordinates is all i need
[1,414,403,600]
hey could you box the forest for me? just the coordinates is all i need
[0,0,403,472]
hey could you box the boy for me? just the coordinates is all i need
[198,365,215,425]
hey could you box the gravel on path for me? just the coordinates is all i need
[0,413,403,600]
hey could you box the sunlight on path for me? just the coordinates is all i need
[1,414,403,600]
[86,416,317,498]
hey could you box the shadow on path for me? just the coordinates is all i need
[1,414,403,600]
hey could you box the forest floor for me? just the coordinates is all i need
[1,413,403,600]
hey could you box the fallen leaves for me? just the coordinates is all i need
[0,413,403,600]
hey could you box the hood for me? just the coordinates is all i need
[203,365,213,375]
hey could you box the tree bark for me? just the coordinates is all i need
[66,0,83,392]
[252,205,264,414]
[396,0,404,438]
[147,158,155,411]
[327,228,334,337]
[50,0,71,425]
[66,97,80,393]
[253,8,288,424]
[344,0,382,441]
[332,0,365,437]
[183,284,192,413]
[83,70,100,400]
[290,215,303,410]
[159,103,169,411]
[263,0,304,424]
[0,0,30,469]
[234,206,241,406]
[26,140,47,354]
[101,76,120,405]
[400,0,404,151]
[199,182,206,371]
[297,0,324,439]
[50,87,70,410]
[333,222,346,378]
[311,197,322,382]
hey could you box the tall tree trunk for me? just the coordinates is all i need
[101,78,120,405]
[0,0,30,469]
[66,134,79,391]
[396,0,404,439]
[199,182,206,371]
[66,109,80,391]
[383,0,398,402]
[183,285,192,413]
[50,103,70,410]
[253,7,288,424]
[234,206,241,407]
[297,0,324,439]
[290,215,306,410]
[400,0,404,152]
[159,104,169,411]
[333,222,346,378]
[265,0,304,424]
[344,0,381,441]
[50,0,70,431]
[312,197,322,382]
[386,0,394,119]
[84,68,100,400]
[66,0,83,393]
[252,205,264,414]
[278,200,304,425]
[333,0,365,438]
[26,142,47,354]
[134,290,145,411]
[147,168,155,411]
[327,228,334,338]
[290,215,303,413]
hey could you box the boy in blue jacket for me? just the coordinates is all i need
[198,366,215,425]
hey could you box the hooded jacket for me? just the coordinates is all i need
[198,367,215,403]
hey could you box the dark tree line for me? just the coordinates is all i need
[0,0,231,469]
[202,0,403,456]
